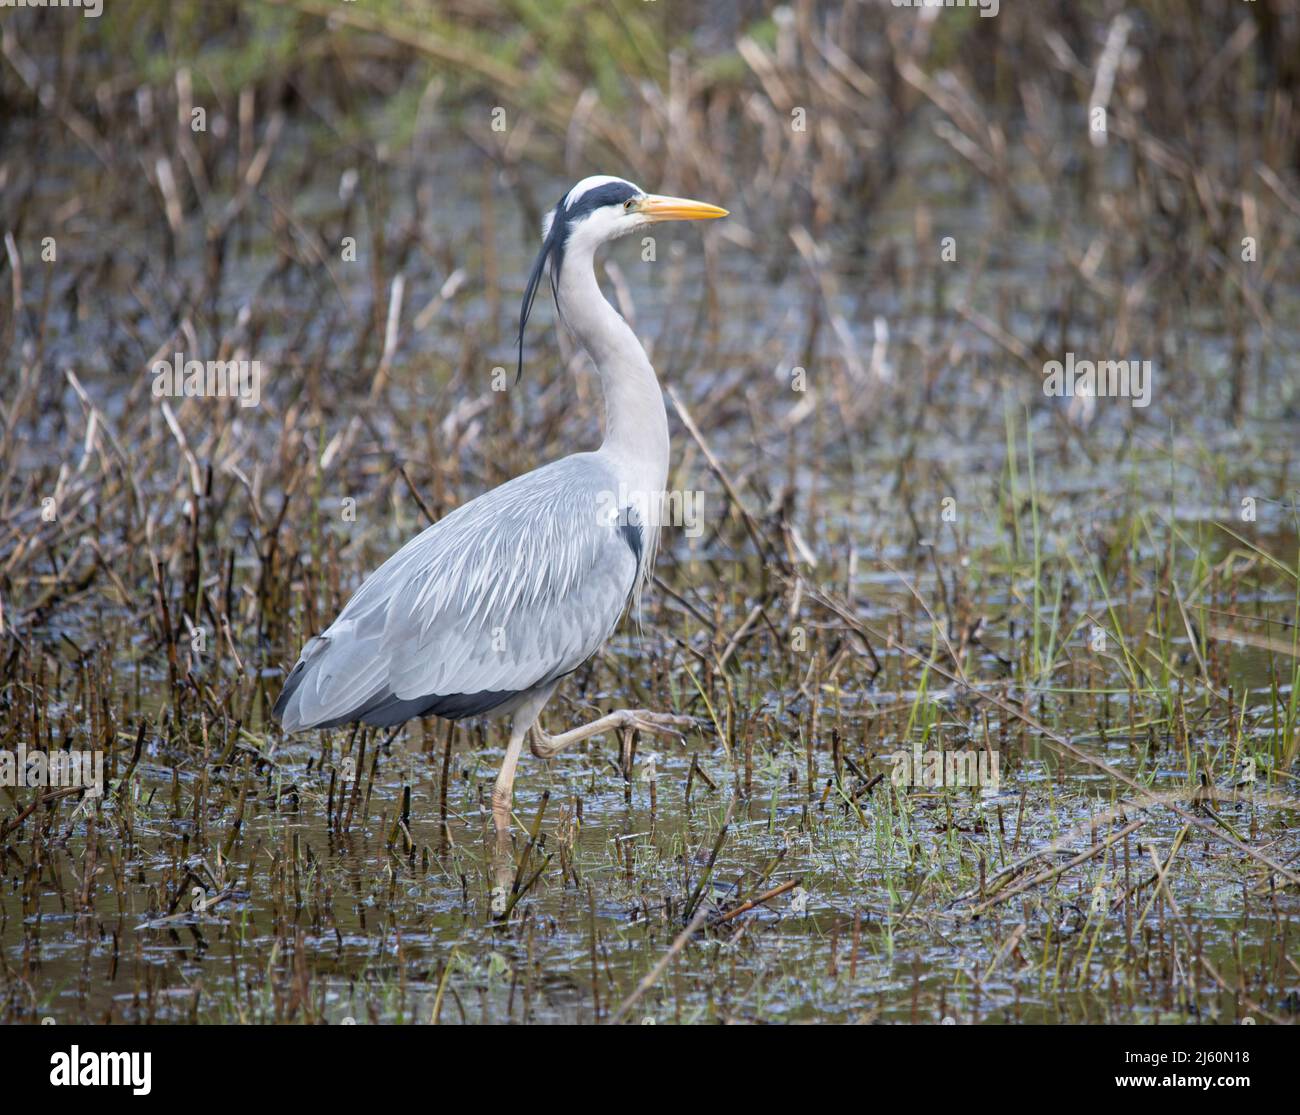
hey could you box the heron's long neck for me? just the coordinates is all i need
[557,248,669,490]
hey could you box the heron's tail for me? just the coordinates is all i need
[272,637,327,732]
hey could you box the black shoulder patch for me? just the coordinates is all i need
[618,507,644,566]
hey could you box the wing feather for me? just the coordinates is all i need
[274,453,639,731]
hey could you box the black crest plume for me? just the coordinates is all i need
[516,192,569,384]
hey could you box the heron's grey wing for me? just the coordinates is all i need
[274,454,639,731]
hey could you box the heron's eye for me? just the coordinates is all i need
[624,199,635,210]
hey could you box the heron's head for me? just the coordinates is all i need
[517,175,727,379]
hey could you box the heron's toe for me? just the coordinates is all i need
[624,710,696,737]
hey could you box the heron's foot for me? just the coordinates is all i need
[489,826,514,920]
[529,709,695,759]
[611,709,696,736]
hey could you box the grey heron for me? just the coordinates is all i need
[274,175,726,907]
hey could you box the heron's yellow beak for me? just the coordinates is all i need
[636,194,729,222]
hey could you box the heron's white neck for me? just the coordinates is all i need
[556,243,669,493]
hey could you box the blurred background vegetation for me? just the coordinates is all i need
[11,0,1300,244]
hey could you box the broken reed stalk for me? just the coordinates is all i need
[712,877,801,926]
[609,900,713,1025]
[964,818,1145,917]
[684,797,737,921]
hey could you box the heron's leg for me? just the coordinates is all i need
[489,721,529,919]
[489,684,557,919]
[491,721,528,839]
[530,709,694,760]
